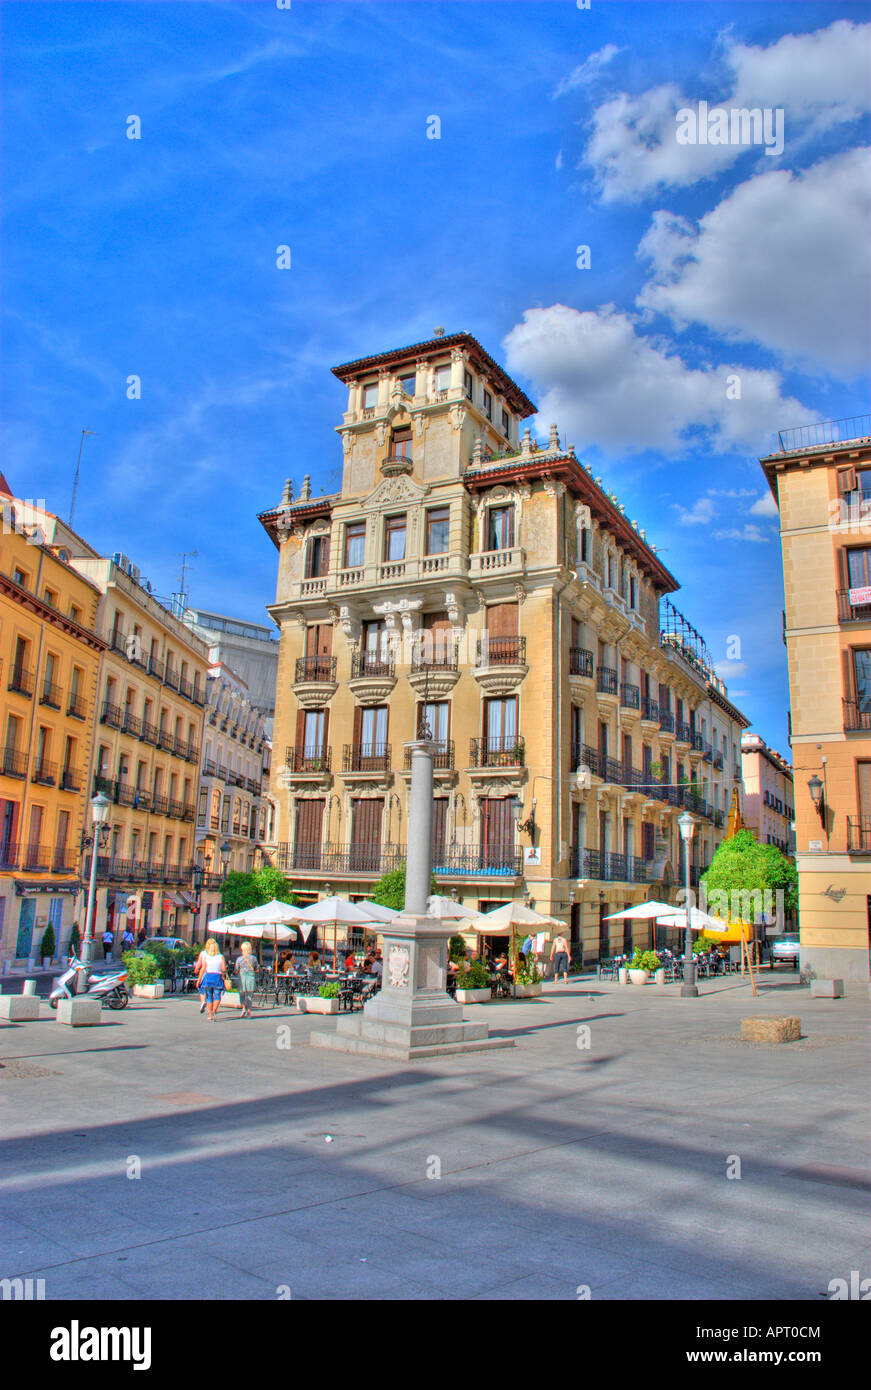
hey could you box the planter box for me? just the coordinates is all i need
[133,982,164,999]
[0,994,41,1021]
[220,991,241,1009]
[654,968,666,985]
[628,969,650,986]
[513,982,543,998]
[298,995,339,1014]
[57,997,101,1026]
[456,988,491,1004]
[42,957,52,969]
[617,968,628,984]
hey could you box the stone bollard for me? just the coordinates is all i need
[22,980,37,996]
[56,997,102,1026]
[0,994,41,1021]
[810,979,844,998]
[741,1016,801,1043]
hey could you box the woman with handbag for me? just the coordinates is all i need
[234,941,256,1018]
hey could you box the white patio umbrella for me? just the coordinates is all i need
[426,894,479,921]
[357,900,400,922]
[602,900,677,921]
[467,901,565,994]
[209,899,302,965]
[655,906,729,933]
[290,895,383,967]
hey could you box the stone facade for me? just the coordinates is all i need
[260,332,748,964]
[761,429,871,982]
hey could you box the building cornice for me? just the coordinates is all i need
[331,333,537,418]
[0,572,107,653]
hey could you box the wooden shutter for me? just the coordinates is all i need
[353,705,363,745]
[295,709,306,753]
[837,467,857,495]
[843,648,855,702]
[432,799,448,861]
[321,709,329,756]
[487,602,518,636]
[295,799,324,870]
[306,624,332,657]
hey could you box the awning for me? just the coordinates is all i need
[163,892,186,907]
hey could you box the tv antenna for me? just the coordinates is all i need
[69,429,97,529]
[172,549,198,617]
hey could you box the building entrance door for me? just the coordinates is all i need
[16,898,35,957]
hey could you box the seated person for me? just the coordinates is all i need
[370,953,383,979]
[446,956,460,976]
[344,950,357,971]
[493,952,509,974]
[307,951,321,972]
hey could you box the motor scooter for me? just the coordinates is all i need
[48,956,129,1010]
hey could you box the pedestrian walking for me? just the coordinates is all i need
[234,941,256,1018]
[101,929,114,961]
[136,925,147,947]
[550,932,571,984]
[193,942,210,1013]
[196,938,229,1021]
[121,927,134,952]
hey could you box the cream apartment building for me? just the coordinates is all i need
[260,333,748,964]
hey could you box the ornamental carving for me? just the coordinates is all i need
[388,946,410,990]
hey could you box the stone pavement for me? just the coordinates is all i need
[1,974,868,1301]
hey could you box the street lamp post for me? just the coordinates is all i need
[82,793,111,971]
[678,811,698,998]
[218,841,231,908]
[191,863,204,937]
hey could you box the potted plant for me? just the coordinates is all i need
[298,980,342,1015]
[39,924,56,968]
[628,948,660,985]
[123,950,164,998]
[512,952,543,998]
[68,923,81,957]
[455,957,491,1004]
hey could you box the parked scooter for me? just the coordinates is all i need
[49,956,129,1010]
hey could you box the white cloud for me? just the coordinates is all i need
[582,19,871,200]
[673,497,715,525]
[501,303,810,459]
[555,149,564,170]
[750,491,779,517]
[554,44,623,99]
[713,524,773,543]
[636,148,871,376]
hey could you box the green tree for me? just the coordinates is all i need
[69,922,81,955]
[39,923,56,960]
[701,829,798,920]
[369,863,438,911]
[221,865,298,915]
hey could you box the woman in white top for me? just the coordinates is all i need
[196,938,229,1022]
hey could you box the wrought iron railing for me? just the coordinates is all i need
[569,647,593,678]
[295,655,337,683]
[469,735,525,768]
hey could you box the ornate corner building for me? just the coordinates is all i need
[259,333,748,964]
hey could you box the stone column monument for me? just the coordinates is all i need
[310,741,513,1060]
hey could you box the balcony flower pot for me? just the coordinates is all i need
[298,996,339,1015]
[627,969,649,986]
[456,988,491,1004]
[133,982,164,999]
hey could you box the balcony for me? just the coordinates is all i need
[596,666,618,696]
[31,759,57,787]
[60,766,81,792]
[52,848,78,873]
[122,709,142,738]
[433,848,523,878]
[847,817,871,853]
[21,842,51,871]
[178,676,194,702]
[275,842,407,877]
[675,721,692,744]
[101,701,123,729]
[349,651,396,705]
[169,798,185,820]
[409,645,459,698]
[468,546,525,580]
[203,758,219,777]
[843,699,871,732]
[569,647,593,679]
[283,746,333,779]
[8,664,35,698]
[713,750,724,770]
[39,679,62,710]
[67,693,88,720]
[402,742,455,775]
[469,735,525,770]
[164,666,180,692]
[702,742,713,763]
[2,746,27,779]
[157,728,174,751]
[641,698,659,723]
[659,711,675,734]
[0,840,19,869]
[570,848,657,883]
[292,654,338,710]
[148,653,164,681]
[140,719,158,745]
[571,743,601,778]
[93,774,116,799]
[342,743,391,774]
[620,682,640,711]
[473,635,528,696]
[151,793,170,815]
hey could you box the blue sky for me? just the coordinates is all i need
[2,0,869,756]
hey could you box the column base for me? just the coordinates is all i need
[310,1015,514,1061]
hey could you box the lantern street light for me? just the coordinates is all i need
[82,793,111,970]
[678,811,698,998]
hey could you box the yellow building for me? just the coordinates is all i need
[762,419,871,983]
[0,489,104,963]
[66,553,210,944]
[740,732,794,854]
[260,333,748,964]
